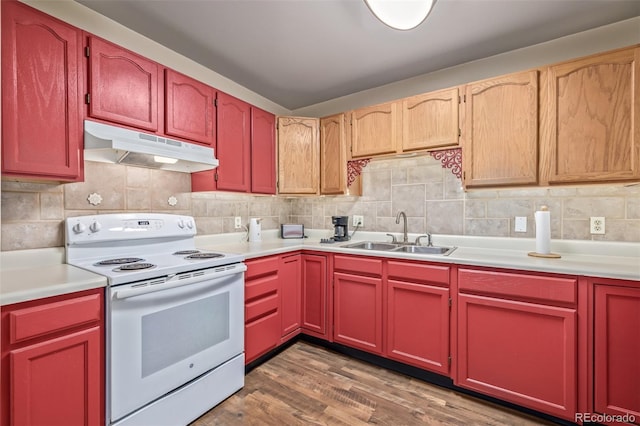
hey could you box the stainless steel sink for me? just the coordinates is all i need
[341,241,399,251]
[390,245,457,256]
[341,241,456,256]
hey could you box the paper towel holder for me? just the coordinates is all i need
[527,251,561,258]
[528,206,561,258]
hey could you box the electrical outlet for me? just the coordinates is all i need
[590,216,605,234]
[353,215,364,227]
[514,216,527,233]
[234,216,242,229]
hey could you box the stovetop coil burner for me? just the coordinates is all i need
[114,263,156,272]
[186,253,224,259]
[173,250,200,255]
[95,257,144,266]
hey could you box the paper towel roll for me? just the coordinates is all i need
[535,206,551,254]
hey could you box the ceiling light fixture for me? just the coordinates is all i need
[364,0,436,30]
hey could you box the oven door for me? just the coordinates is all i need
[108,263,245,422]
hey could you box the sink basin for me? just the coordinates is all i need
[341,241,399,251]
[341,241,456,256]
[391,245,457,256]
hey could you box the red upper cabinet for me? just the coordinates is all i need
[164,68,216,146]
[87,36,159,132]
[1,1,83,181]
[215,92,251,192]
[593,281,640,422]
[251,107,277,194]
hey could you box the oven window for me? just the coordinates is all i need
[141,293,230,377]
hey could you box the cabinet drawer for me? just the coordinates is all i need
[245,274,279,301]
[245,256,280,280]
[245,311,280,364]
[334,255,382,276]
[458,268,577,305]
[387,261,450,286]
[245,293,278,323]
[8,292,102,344]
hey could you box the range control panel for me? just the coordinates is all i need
[66,213,196,244]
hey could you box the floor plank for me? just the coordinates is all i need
[191,342,555,426]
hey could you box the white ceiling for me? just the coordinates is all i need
[76,0,640,110]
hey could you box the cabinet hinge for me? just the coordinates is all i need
[448,355,452,366]
[214,98,218,107]
[463,94,467,102]
[214,172,219,182]
[85,93,91,104]
[84,46,90,57]
[458,128,461,138]
[448,297,452,307]
[458,95,461,104]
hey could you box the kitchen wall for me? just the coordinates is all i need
[0,162,290,251]
[3,156,638,251]
[293,16,640,117]
[2,3,639,251]
[290,155,640,242]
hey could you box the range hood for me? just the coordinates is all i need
[83,120,218,173]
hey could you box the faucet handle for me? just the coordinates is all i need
[415,233,433,246]
[386,233,398,243]
[415,235,428,245]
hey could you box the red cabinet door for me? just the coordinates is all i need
[301,254,328,337]
[88,36,159,131]
[594,284,640,421]
[9,327,102,426]
[333,272,383,355]
[280,254,302,339]
[387,279,450,375]
[1,1,82,181]
[251,107,276,194]
[215,92,251,192]
[457,293,577,420]
[245,311,280,365]
[164,68,215,146]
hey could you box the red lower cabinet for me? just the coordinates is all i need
[457,268,578,420]
[593,281,640,423]
[280,253,302,341]
[333,271,383,355]
[301,253,328,338]
[244,256,280,364]
[1,289,104,426]
[386,261,451,375]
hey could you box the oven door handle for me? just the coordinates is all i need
[112,264,246,300]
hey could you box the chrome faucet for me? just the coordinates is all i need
[395,211,409,244]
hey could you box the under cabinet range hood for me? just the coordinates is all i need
[83,120,219,173]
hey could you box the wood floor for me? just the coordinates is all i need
[191,342,555,426]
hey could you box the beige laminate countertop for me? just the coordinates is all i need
[1,248,107,306]
[196,231,640,282]
[1,232,638,307]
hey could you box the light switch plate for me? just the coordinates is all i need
[514,216,527,233]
